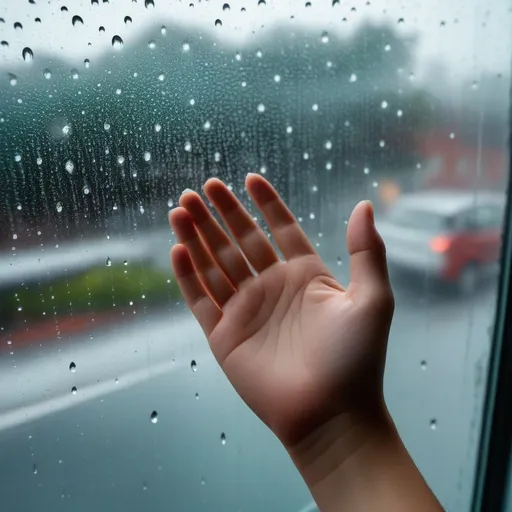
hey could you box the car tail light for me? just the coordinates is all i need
[430,236,451,253]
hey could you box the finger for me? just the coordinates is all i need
[179,190,253,287]
[170,244,222,338]
[169,208,236,307]
[203,179,279,273]
[245,173,317,260]
[346,201,392,299]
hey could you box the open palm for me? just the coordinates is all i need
[169,174,394,448]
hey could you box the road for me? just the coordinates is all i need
[0,230,498,512]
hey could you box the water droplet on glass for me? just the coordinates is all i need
[83,185,90,195]
[184,141,192,152]
[430,419,437,430]
[65,160,74,174]
[384,43,391,51]
[286,125,293,134]
[309,212,315,220]
[471,81,478,90]
[397,109,403,117]
[61,6,68,12]
[69,362,76,372]
[154,123,161,132]
[449,132,455,139]
[22,47,34,62]
[124,16,132,25]
[104,122,110,131]
[223,3,230,11]
[312,103,319,111]
[117,155,125,165]
[37,157,43,165]
[398,17,404,24]
[182,42,190,52]
[158,73,165,81]
[71,69,79,79]
[321,31,329,43]
[33,464,38,475]
[72,15,84,26]
[325,140,332,150]
[257,103,265,113]
[145,0,155,7]
[14,22,22,31]
[273,74,281,83]
[161,25,167,35]
[143,151,151,161]
[191,360,197,372]
[150,411,158,423]
[56,202,63,213]
[9,74,17,86]
[349,73,357,82]
[337,256,342,266]
[112,35,123,49]
[148,40,156,49]
[372,181,378,188]
[379,140,386,148]
[99,26,105,33]
[220,433,227,445]
[381,100,388,109]
[420,360,427,370]
[106,257,112,267]
[215,19,222,27]
[71,386,77,395]
[195,392,199,400]
[43,68,52,79]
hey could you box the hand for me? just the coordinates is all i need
[169,173,394,448]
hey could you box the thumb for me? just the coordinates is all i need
[346,200,391,299]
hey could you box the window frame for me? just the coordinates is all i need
[471,125,512,511]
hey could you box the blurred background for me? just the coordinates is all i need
[0,1,510,511]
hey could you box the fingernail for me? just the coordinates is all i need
[366,200,375,225]
[247,172,258,178]
[181,188,194,196]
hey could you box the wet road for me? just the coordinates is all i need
[0,233,498,512]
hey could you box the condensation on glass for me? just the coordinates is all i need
[0,1,510,511]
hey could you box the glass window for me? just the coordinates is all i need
[0,1,510,511]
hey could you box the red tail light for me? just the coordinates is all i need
[430,236,451,253]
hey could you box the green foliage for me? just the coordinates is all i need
[0,264,181,328]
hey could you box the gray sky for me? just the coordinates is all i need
[0,0,510,82]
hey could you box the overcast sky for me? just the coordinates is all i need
[0,0,510,82]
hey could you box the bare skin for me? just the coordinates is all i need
[168,173,443,512]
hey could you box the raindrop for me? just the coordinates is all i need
[324,140,332,150]
[384,44,391,51]
[257,103,265,113]
[161,25,167,35]
[148,40,156,49]
[1,41,8,47]
[154,123,161,132]
[56,202,63,213]
[372,181,378,188]
[71,386,77,395]
[215,19,222,27]
[305,1,312,6]
[309,212,315,220]
[43,68,51,79]
[142,482,148,491]
[72,15,84,26]
[143,151,151,161]
[430,419,437,430]
[321,31,329,43]
[203,120,211,130]
[167,199,174,207]
[220,433,227,445]
[398,17,404,24]
[303,152,309,160]
[150,411,158,423]
[184,141,192,152]
[61,6,68,12]
[35,18,41,23]
[112,35,123,49]
[65,160,74,174]
[145,0,155,7]
[14,153,21,162]
[191,360,197,372]
[273,74,281,83]
[349,73,357,82]
[69,362,76,372]
[286,125,293,134]
[379,140,386,148]
[420,360,427,370]
[381,100,388,109]
[36,157,43,165]
[22,47,34,62]
[14,22,23,31]
[99,26,105,33]
[117,155,125,165]
[124,16,132,25]
[182,42,190,52]
[409,72,415,81]
[312,103,319,111]
[104,122,110,130]
[337,256,342,265]
[256,50,263,58]
[258,0,266,4]
[364,167,370,175]
[158,73,165,81]
[33,464,38,475]
[71,69,79,79]
[9,74,17,86]
[449,132,455,139]
[471,81,478,90]
[83,185,90,195]
[223,3,230,11]
[115,88,122,95]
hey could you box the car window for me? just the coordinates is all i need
[0,1,510,512]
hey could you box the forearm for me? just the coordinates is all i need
[288,407,444,512]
